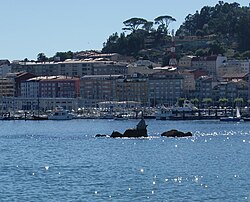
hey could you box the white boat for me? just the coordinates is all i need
[220,107,241,122]
[114,113,129,120]
[155,100,198,120]
[155,106,173,120]
[48,106,73,120]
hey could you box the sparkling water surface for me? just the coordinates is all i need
[0,119,250,201]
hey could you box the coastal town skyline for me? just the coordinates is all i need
[1,0,249,61]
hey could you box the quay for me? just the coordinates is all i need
[0,107,249,121]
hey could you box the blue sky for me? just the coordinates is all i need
[0,0,249,61]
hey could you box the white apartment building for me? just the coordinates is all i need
[12,60,129,77]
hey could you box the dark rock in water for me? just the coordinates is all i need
[95,134,108,137]
[110,131,123,138]
[110,118,148,138]
[161,129,192,138]
[123,128,147,138]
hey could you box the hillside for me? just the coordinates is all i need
[102,2,250,65]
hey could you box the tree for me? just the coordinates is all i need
[154,15,176,34]
[142,21,154,33]
[191,98,200,107]
[208,41,226,55]
[202,98,213,108]
[54,51,73,61]
[37,53,48,62]
[234,98,244,107]
[123,17,148,32]
[178,98,186,107]
[219,98,228,107]
[241,50,250,59]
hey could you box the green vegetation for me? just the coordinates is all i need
[102,1,250,63]
[176,1,250,57]
[102,15,176,64]
[35,51,73,62]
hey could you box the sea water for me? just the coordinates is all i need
[0,119,250,201]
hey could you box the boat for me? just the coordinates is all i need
[155,106,173,120]
[48,106,73,120]
[155,100,198,120]
[32,114,48,120]
[114,113,129,120]
[220,107,241,122]
[243,117,250,121]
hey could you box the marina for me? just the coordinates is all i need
[1,106,250,122]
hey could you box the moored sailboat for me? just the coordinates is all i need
[220,107,241,122]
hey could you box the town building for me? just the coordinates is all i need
[213,80,248,106]
[191,55,227,78]
[217,60,250,78]
[80,75,122,107]
[0,97,78,111]
[178,70,196,98]
[0,60,11,78]
[148,70,184,106]
[178,56,195,67]
[6,72,36,97]
[195,76,214,103]
[12,60,129,77]
[21,76,80,98]
[116,73,149,106]
[0,78,15,97]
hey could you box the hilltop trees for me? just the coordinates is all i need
[122,17,148,32]
[54,51,73,61]
[154,15,176,34]
[102,15,176,58]
[176,2,250,52]
[37,53,48,62]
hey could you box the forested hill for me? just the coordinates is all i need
[176,1,250,53]
[102,1,250,64]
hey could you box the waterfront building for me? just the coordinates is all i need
[21,76,80,98]
[213,80,248,106]
[6,72,36,97]
[0,97,78,111]
[80,75,122,107]
[116,73,149,106]
[148,70,184,106]
[178,70,196,98]
[195,76,214,103]
[80,74,149,107]
[0,78,15,97]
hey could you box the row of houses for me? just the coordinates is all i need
[0,70,249,109]
[0,55,250,110]
[4,55,249,79]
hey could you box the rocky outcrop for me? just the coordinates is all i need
[95,134,108,137]
[110,131,123,138]
[161,129,192,138]
[110,128,147,138]
[109,118,148,138]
